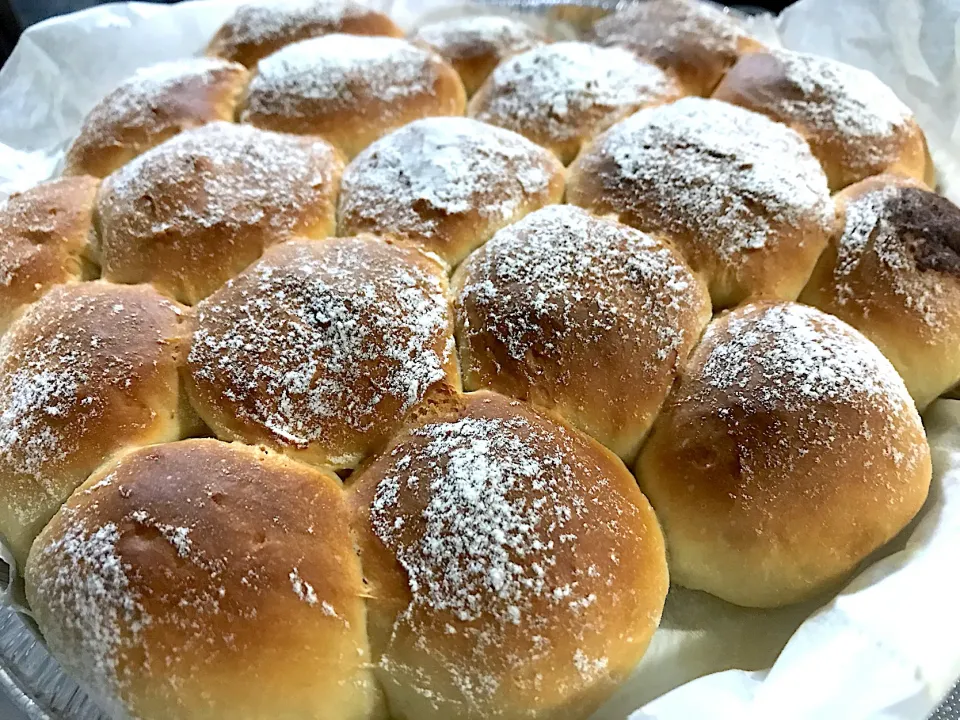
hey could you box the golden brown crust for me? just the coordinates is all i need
[410,16,547,96]
[337,117,565,267]
[186,236,460,470]
[206,0,404,68]
[26,439,385,720]
[468,42,685,165]
[95,121,344,305]
[349,390,667,720]
[0,176,100,333]
[799,175,960,409]
[636,302,931,608]
[0,282,197,568]
[566,98,835,309]
[712,49,931,191]
[452,206,711,463]
[63,59,250,179]
[240,35,466,159]
[588,0,765,96]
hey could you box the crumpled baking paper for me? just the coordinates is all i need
[0,1,958,719]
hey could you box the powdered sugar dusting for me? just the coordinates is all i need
[472,41,676,145]
[592,0,749,58]
[129,510,193,559]
[339,117,556,245]
[92,57,236,123]
[31,517,151,705]
[702,303,910,413]
[457,205,697,364]
[214,0,378,48]
[188,238,452,462]
[68,58,243,168]
[290,567,319,606]
[583,97,832,261]
[373,415,576,626]
[834,186,951,327]
[414,16,543,61]
[100,121,336,242]
[573,648,609,680]
[243,34,436,115]
[367,400,653,709]
[0,286,177,526]
[772,49,911,144]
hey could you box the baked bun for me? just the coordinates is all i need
[712,49,932,190]
[26,439,385,720]
[0,282,197,569]
[452,205,710,462]
[410,16,547,96]
[186,236,459,470]
[240,34,465,159]
[588,0,765,96]
[567,97,835,309]
[469,42,684,164]
[96,121,343,304]
[0,176,99,333]
[799,175,960,409]
[349,391,667,720]
[337,116,565,266]
[206,0,403,68]
[637,302,931,608]
[63,58,249,179]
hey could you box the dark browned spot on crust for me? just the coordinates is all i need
[891,187,960,277]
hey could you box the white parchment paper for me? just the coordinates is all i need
[0,1,958,718]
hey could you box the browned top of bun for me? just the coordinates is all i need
[453,205,710,461]
[808,175,960,333]
[0,176,99,332]
[891,187,960,276]
[589,0,763,95]
[207,0,403,67]
[349,390,667,718]
[26,439,380,720]
[469,41,684,165]
[64,58,249,179]
[712,49,926,189]
[637,302,930,606]
[567,97,834,307]
[410,16,547,95]
[186,236,459,470]
[797,175,960,409]
[337,116,565,266]
[0,282,190,565]
[240,34,466,158]
[96,121,343,304]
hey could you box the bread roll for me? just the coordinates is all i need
[799,175,960,409]
[186,236,459,470]
[567,97,835,309]
[469,42,684,164]
[0,282,197,569]
[96,121,343,304]
[26,439,385,720]
[63,58,249,179]
[452,205,710,462]
[240,34,465,159]
[588,0,765,96]
[337,117,565,266]
[0,176,99,333]
[713,49,932,190]
[637,302,931,608]
[349,391,667,720]
[207,0,403,68]
[410,16,547,96]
